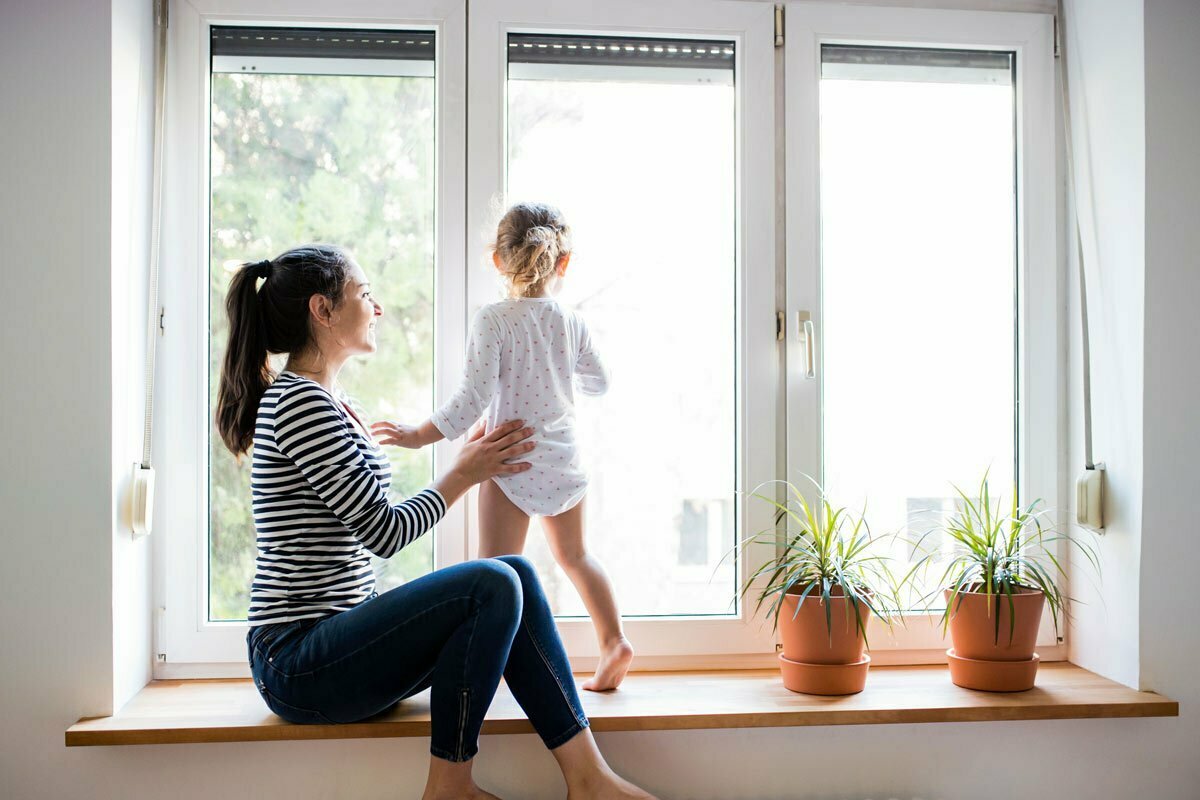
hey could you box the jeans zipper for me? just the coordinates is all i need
[457,688,470,760]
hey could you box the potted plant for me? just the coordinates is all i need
[738,481,901,695]
[919,476,1098,692]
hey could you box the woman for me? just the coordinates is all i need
[216,245,654,800]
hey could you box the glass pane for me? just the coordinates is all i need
[506,38,737,617]
[819,47,1017,608]
[208,65,436,621]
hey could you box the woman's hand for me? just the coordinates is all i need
[434,419,535,507]
[370,419,443,449]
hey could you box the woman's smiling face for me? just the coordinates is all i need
[330,259,383,356]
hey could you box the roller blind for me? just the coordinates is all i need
[508,33,734,85]
[211,26,435,77]
[822,44,1013,86]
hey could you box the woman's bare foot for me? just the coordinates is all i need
[583,636,634,692]
[422,756,503,800]
[553,728,657,800]
[422,788,501,800]
[566,767,657,800]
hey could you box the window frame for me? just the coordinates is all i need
[153,0,1065,677]
[783,3,1062,657]
[155,0,467,674]
[466,0,779,664]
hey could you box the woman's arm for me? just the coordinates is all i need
[274,382,447,558]
[275,382,535,557]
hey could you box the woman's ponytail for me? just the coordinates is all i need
[216,260,273,457]
[215,245,350,457]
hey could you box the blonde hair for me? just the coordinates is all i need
[492,202,572,298]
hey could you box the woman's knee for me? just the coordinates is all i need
[468,558,523,607]
[491,553,533,577]
[491,554,547,591]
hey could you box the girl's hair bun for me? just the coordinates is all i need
[493,204,572,298]
[524,225,555,245]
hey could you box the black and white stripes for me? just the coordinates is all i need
[248,372,445,626]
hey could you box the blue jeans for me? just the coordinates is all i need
[247,555,589,762]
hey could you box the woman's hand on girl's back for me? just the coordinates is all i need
[434,420,535,506]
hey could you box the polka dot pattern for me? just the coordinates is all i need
[430,298,610,517]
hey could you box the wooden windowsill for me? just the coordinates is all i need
[66,662,1177,747]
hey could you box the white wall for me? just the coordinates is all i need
[111,0,157,712]
[1061,0,1145,687]
[1140,0,1200,727]
[0,0,117,780]
[2,0,1199,798]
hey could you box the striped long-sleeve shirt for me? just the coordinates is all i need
[247,371,446,626]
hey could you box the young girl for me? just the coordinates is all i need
[372,202,634,691]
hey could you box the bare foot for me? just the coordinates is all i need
[566,769,657,800]
[583,637,634,692]
[421,786,502,800]
[421,756,503,800]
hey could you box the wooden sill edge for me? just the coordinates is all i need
[66,662,1178,747]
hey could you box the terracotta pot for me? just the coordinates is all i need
[947,649,1040,692]
[944,587,1044,661]
[779,653,871,695]
[779,588,870,665]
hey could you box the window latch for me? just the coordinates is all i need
[796,311,815,379]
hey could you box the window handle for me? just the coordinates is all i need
[797,311,815,379]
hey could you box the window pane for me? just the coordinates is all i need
[208,40,436,621]
[818,46,1017,607]
[506,35,737,617]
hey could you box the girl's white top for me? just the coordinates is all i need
[430,297,609,516]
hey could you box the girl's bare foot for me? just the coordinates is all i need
[583,636,634,692]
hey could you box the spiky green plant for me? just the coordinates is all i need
[917,475,1099,645]
[734,480,902,646]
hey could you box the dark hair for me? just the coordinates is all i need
[215,244,352,456]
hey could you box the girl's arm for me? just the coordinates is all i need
[426,307,504,439]
[574,316,610,396]
[369,418,444,449]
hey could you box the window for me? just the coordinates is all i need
[207,26,438,621]
[504,32,737,617]
[786,5,1058,653]
[819,44,1017,608]
[157,0,1056,674]
[159,0,773,672]
[158,0,468,668]
[466,0,776,662]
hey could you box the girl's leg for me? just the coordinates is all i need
[491,555,656,800]
[248,560,524,798]
[477,478,532,558]
[541,499,634,691]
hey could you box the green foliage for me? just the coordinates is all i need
[915,474,1100,645]
[735,479,902,647]
[207,72,437,620]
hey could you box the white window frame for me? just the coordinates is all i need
[784,3,1062,662]
[155,0,467,676]
[467,0,779,666]
[152,0,1066,677]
